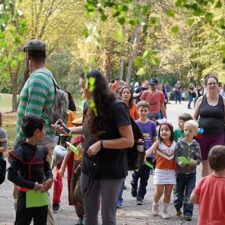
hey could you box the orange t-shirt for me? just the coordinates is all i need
[140,90,165,114]
[67,110,76,128]
[129,103,139,120]
[155,141,176,170]
[194,175,225,225]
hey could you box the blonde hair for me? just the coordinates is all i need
[184,120,199,131]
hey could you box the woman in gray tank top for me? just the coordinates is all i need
[194,74,225,177]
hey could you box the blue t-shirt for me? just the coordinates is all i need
[135,119,157,157]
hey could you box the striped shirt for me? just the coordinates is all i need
[16,68,55,140]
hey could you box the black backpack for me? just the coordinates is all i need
[112,99,145,170]
[0,157,6,185]
[127,116,145,170]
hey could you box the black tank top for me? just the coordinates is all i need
[199,95,224,136]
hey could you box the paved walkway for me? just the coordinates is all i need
[0,101,199,225]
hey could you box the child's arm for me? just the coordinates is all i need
[8,158,38,190]
[145,141,159,158]
[174,142,185,167]
[190,191,199,204]
[58,151,73,175]
[152,136,157,143]
[41,155,54,192]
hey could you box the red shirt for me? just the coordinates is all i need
[193,175,225,225]
[140,90,165,114]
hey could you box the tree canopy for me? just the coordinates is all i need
[0,0,224,110]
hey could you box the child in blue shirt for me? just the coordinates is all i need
[130,100,157,205]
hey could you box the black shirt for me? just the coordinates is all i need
[199,95,225,136]
[81,100,131,179]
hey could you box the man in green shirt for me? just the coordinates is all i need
[16,40,56,145]
[15,39,56,225]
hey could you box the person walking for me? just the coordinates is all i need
[15,39,57,225]
[145,121,176,219]
[174,81,182,104]
[193,74,225,177]
[54,70,134,225]
[140,78,167,121]
[187,83,196,109]
[191,145,225,225]
[174,120,201,221]
[8,115,53,225]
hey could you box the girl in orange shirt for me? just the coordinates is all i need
[120,86,139,120]
[145,121,176,219]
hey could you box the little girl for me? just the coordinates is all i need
[145,121,176,219]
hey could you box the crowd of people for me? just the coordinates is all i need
[0,39,225,225]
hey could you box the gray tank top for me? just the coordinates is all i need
[199,95,224,136]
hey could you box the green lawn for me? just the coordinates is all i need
[0,93,13,113]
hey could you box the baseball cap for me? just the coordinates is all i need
[23,40,46,52]
[149,78,158,85]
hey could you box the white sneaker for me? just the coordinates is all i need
[151,204,159,216]
[160,211,170,219]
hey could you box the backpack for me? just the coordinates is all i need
[112,100,145,170]
[0,157,6,185]
[39,72,68,124]
[51,78,68,124]
[127,116,145,170]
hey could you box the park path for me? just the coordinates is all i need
[0,101,199,225]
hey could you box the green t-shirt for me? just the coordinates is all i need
[16,68,55,140]
[174,129,184,143]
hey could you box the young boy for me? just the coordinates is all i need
[58,136,84,225]
[0,111,7,158]
[8,115,53,225]
[130,100,157,205]
[190,145,225,225]
[174,120,202,221]
[174,113,192,142]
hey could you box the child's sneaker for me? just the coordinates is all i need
[160,211,170,219]
[117,199,123,209]
[151,204,159,216]
[184,215,192,221]
[136,199,143,205]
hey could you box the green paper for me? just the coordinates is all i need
[144,160,154,169]
[26,190,49,208]
[66,142,78,155]
[177,156,191,165]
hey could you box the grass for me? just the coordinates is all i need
[0,93,14,113]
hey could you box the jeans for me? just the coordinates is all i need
[174,91,182,103]
[147,112,162,120]
[173,173,196,216]
[117,180,125,202]
[187,94,193,108]
[130,163,151,200]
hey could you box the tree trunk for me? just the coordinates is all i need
[103,48,111,82]
[12,84,18,111]
[119,59,125,80]
[127,25,142,84]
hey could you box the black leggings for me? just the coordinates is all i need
[15,192,48,225]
